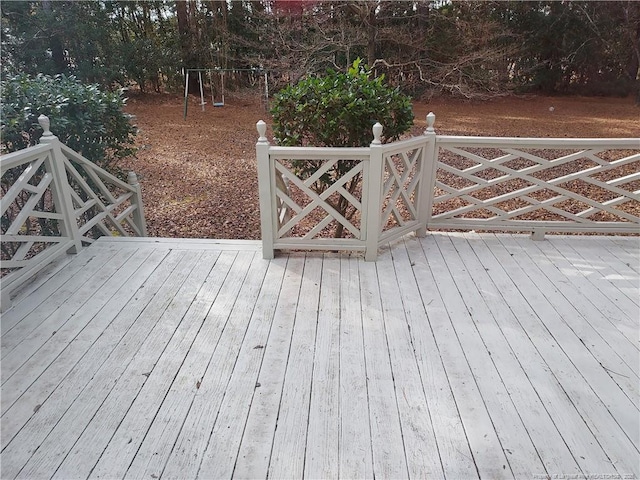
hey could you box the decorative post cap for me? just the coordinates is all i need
[425,112,436,134]
[372,122,383,145]
[256,120,268,143]
[38,115,56,140]
[127,171,139,186]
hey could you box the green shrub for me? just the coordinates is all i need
[270,59,414,238]
[1,73,136,168]
[271,59,413,147]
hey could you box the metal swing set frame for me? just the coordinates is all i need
[182,68,269,119]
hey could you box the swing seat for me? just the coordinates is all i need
[213,102,225,107]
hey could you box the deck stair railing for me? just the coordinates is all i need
[1,115,147,309]
[256,113,639,260]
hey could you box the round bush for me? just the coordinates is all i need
[270,59,414,147]
[1,73,136,167]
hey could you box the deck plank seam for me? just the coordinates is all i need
[373,257,417,479]
[491,235,638,475]
[430,234,532,478]
[13,250,212,479]
[388,244,448,478]
[193,255,290,479]
[0,247,163,419]
[112,251,238,480]
[160,256,268,478]
[511,236,639,409]
[152,252,269,480]
[459,233,590,477]
[446,235,554,476]
[403,236,481,479]
[1,249,192,474]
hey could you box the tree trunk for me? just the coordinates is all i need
[623,3,640,104]
[176,1,199,93]
[176,0,190,63]
[208,0,228,68]
[367,2,376,67]
[41,0,66,73]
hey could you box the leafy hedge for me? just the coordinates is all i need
[1,74,136,167]
[271,59,414,147]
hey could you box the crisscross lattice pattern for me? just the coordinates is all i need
[60,145,144,241]
[1,145,72,278]
[273,157,365,241]
[2,139,145,302]
[430,140,640,233]
[379,141,425,244]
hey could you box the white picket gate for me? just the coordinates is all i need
[1,115,147,309]
[256,114,640,260]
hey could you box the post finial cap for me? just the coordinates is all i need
[127,171,139,185]
[372,122,383,145]
[38,115,53,137]
[38,114,58,143]
[425,112,436,134]
[256,120,268,143]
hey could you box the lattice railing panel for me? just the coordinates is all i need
[256,117,638,260]
[431,141,640,232]
[1,116,146,307]
[379,139,425,243]
[273,157,365,241]
[61,145,144,242]
[1,146,73,279]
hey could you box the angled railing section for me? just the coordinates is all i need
[378,116,436,245]
[1,115,146,309]
[256,119,436,261]
[59,143,147,241]
[257,114,639,260]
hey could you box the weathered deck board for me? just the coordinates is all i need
[232,255,304,479]
[357,260,409,479]
[1,245,123,356]
[448,234,583,476]
[495,235,639,453]
[1,233,638,480]
[460,235,628,476]
[397,239,479,479]
[267,256,322,480]
[304,256,342,479]
[160,256,280,480]
[376,250,445,479]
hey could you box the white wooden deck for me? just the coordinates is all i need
[1,233,638,480]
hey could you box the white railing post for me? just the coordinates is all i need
[417,112,438,236]
[365,122,384,261]
[38,115,82,254]
[256,120,274,259]
[127,171,148,236]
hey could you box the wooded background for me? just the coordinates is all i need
[2,1,639,99]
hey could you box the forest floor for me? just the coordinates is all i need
[120,93,639,239]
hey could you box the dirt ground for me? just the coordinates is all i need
[120,93,639,239]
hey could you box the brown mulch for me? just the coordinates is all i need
[120,93,639,239]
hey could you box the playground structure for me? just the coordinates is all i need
[183,68,269,119]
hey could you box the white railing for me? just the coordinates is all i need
[431,136,640,238]
[1,115,147,309]
[256,120,433,261]
[256,114,640,260]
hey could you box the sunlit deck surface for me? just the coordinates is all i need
[1,232,638,480]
